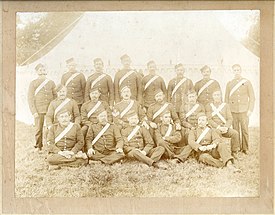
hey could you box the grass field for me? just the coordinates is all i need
[15,121,260,197]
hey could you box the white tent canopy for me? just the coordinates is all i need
[16,11,260,126]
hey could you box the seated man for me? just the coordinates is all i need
[81,87,112,138]
[175,112,240,172]
[121,111,166,169]
[46,84,80,130]
[154,111,182,159]
[47,109,88,170]
[205,90,240,157]
[113,86,148,129]
[179,90,205,146]
[85,109,125,165]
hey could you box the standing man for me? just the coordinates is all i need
[142,60,167,112]
[86,110,125,165]
[84,58,114,107]
[28,63,57,151]
[225,64,255,154]
[194,65,221,107]
[47,109,88,170]
[206,90,240,157]
[167,63,193,115]
[114,54,142,104]
[61,57,86,110]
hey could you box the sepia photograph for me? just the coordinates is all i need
[15,10,260,198]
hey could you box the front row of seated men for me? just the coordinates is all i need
[47,98,240,172]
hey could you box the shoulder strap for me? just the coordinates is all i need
[65,73,80,86]
[153,103,169,120]
[210,103,226,124]
[54,98,71,117]
[119,70,135,86]
[91,123,110,145]
[34,79,50,96]
[229,79,247,97]
[164,124,173,137]
[171,78,187,96]
[127,125,140,141]
[120,100,134,118]
[185,103,200,118]
[87,101,102,118]
[195,127,210,144]
[91,74,106,88]
[54,122,74,144]
[144,75,159,90]
[197,79,215,96]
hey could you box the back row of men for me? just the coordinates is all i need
[28,54,255,169]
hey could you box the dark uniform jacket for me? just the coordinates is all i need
[188,126,221,151]
[147,101,179,124]
[167,77,193,112]
[114,68,142,103]
[28,78,57,114]
[225,77,255,113]
[61,71,86,105]
[205,102,233,128]
[142,74,167,108]
[81,100,112,126]
[86,123,123,153]
[47,123,84,154]
[46,98,80,127]
[121,126,154,154]
[154,123,181,145]
[179,103,205,128]
[194,78,221,106]
[84,72,114,106]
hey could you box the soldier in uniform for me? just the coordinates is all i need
[46,84,80,129]
[147,89,181,134]
[194,65,221,107]
[179,90,205,146]
[225,64,255,154]
[47,109,88,170]
[174,113,240,172]
[28,63,57,151]
[114,54,142,103]
[121,111,166,169]
[61,57,86,110]
[154,111,182,159]
[206,90,240,157]
[113,86,148,129]
[84,58,114,107]
[142,60,167,112]
[86,109,125,165]
[81,87,112,138]
[167,63,193,115]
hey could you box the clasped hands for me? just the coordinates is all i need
[198,143,217,152]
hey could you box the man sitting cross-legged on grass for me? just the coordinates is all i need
[121,110,166,169]
[154,111,182,159]
[47,109,88,170]
[85,109,125,165]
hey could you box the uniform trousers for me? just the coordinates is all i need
[215,128,240,153]
[158,141,183,159]
[81,125,89,152]
[232,112,249,151]
[89,149,125,164]
[34,113,46,149]
[48,154,88,167]
[125,146,165,166]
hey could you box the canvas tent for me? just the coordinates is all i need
[16,11,260,126]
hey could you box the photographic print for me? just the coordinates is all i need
[15,10,260,198]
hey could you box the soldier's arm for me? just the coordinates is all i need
[211,129,222,145]
[224,82,230,103]
[71,124,84,154]
[225,105,233,128]
[114,126,124,149]
[160,77,167,100]
[141,78,145,107]
[188,130,201,151]
[86,123,94,150]
[84,77,92,102]
[166,130,182,144]
[142,128,154,154]
[104,101,113,122]
[136,73,143,104]
[72,100,81,124]
[247,80,256,112]
[47,126,61,153]
[137,102,146,122]
[107,76,115,106]
[80,104,89,126]
[60,74,66,85]
[167,81,173,102]
[188,79,194,91]
[215,80,222,92]
[27,82,38,115]
[170,104,180,124]
[51,81,57,99]
[147,105,154,122]
[114,72,120,103]
[45,102,54,127]
[154,128,165,146]
[80,73,86,98]
[194,81,199,93]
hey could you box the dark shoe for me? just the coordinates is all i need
[152,162,168,170]
[48,165,61,170]
[242,150,248,155]
[168,158,180,164]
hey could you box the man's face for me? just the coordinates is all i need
[121,88,131,100]
[175,66,184,76]
[187,93,197,104]
[128,115,139,126]
[161,113,171,125]
[90,90,101,101]
[67,61,76,71]
[232,66,242,76]
[94,60,103,72]
[58,112,71,127]
[155,92,164,103]
[148,62,157,73]
[201,68,211,79]
[98,111,108,125]
[212,91,222,103]
[198,116,207,128]
[57,87,67,99]
[36,66,47,76]
[121,57,131,69]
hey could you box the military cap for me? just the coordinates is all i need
[55,84,66,93]
[197,112,207,119]
[93,58,103,64]
[121,85,131,93]
[147,60,155,67]
[232,64,241,69]
[35,63,44,71]
[120,54,130,61]
[186,89,197,96]
[66,57,75,64]
[175,63,184,69]
[160,110,171,117]
[200,65,211,72]
[97,108,107,117]
[126,110,138,119]
[155,88,164,97]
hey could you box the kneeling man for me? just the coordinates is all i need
[47,109,88,169]
[86,109,125,164]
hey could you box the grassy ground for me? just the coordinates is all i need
[15,121,259,197]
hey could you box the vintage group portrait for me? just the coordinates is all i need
[2,1,274,214]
